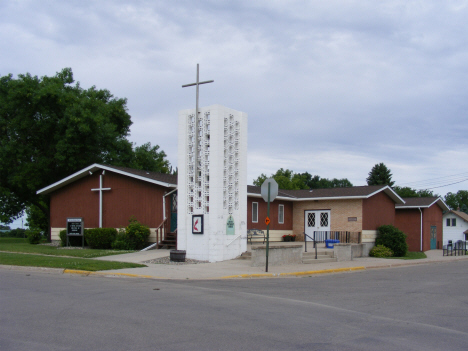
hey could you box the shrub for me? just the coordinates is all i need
[375,225,408,257]
[26,229,42,244]
[111,217,150,250]
[85,228,117,249]
[125,217,151,250]
[369,245,393,258]
[111,229,132,250]
[4,228,27,238]
[59,229,88,247]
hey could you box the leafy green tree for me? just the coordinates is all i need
[299,172,352,189]
[444,190,468,210]
[25,202,49,233]
[393,186,436,198]
[253,173,268,187]
[366,163,395,186]
[0,68,133,235]
[130,142,170,173]
[253,169,353,190]
[253,169,306,190]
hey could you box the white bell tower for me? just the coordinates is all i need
[177,104,247,262]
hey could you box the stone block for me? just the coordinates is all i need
[251,244,302,267]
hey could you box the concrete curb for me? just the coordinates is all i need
[63,269,164,279]
[220,267,366,279]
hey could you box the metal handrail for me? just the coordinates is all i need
[303,232,319,259]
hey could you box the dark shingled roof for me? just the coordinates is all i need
[396,197,449,211]
[103,164,178,185]
[247,184,404,203]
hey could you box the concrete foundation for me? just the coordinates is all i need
[335,243,375,261]
[251,244,302,267]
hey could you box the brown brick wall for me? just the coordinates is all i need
[395,204,443,251]
[247,197,293,230]
[395,208,420,252]
[292,199,363,238]
[362,191,395,230]
[50,171,168,229]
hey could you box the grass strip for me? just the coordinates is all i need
[0,238,135,258]
[387,251,427,260]
[0,252,146,271]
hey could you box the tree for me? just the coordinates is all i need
[252,169,353,190]
[25,202,48,233]
[299,172,352,189]
[444,190,468,210]
[393,186,437,198]
[0,68,145,235]
[366,163,395,186]
[130,142,170,173]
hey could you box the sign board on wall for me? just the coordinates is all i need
[226,215,235,235]
[192,215,204,234]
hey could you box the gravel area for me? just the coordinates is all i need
[144,257,209,265]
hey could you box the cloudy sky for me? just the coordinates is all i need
[2,0,468,228]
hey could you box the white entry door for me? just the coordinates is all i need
[304,210,331,241]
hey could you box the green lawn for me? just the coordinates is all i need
[0,238,146,271]
[387,251,427,260]
[0,237,134,258]
[0,252,146,271]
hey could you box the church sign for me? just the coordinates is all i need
[67,217,84,247]
[192,215,204,234]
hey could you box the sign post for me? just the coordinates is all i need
[261,178,278,272]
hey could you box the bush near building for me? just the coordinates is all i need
[375,224,408,257]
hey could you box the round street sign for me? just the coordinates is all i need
[261,178,279,202]
[265,217,271,226]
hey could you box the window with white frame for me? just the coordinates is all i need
[252,202,258,223]
[278,204,284,224]
[446,218,457,226]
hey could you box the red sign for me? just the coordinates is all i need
[265,217,271,226]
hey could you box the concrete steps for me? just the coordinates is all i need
[238,252,252,260]
[302,250,337,264]
[238,250,337,264]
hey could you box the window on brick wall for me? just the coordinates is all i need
[278,204,284,224]
[252,202,258,223]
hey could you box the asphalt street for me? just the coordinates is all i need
[1,260,468,351]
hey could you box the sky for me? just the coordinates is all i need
[2,0,468,228]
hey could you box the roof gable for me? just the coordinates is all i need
[37,164,177,195]
[395,197,449,211]
[445,210,468,222]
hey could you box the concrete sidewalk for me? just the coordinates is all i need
[83,248,468,280]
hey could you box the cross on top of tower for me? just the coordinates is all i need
[182,63,214,115]
[182,64,214,184]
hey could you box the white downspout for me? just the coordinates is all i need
[418,208,423,252]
